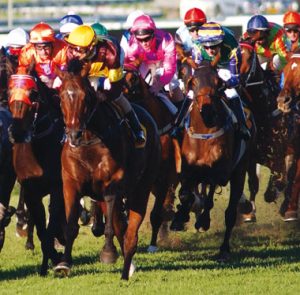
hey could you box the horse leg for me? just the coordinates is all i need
[91,200,105,237]
[23,189,49,276]
[195,184,215,231]
[99,193,118,264]
[54,182,80,277]
[219,162,247,262]
[170,179,194,231]
[0,166,16,251]
[122,186,150,280]
[25,215,35,250]
[79,197,91,226]
[240,161,259,223]
[282,158,300,221]
[16,185,29,238]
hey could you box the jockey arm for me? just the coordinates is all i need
[159,34,177,86]
[225,48,241,88]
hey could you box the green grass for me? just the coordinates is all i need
[1,167,300,294]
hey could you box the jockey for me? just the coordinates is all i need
[56,13,83,40]
[17,22,68,89]
[120,10,145,65]
[175,7,207,68]
[4,27,29,68]
[64,24,146,146]
[124,14,187,124]
[197,22,251,140]
[283,11,300,53]
[243,14,289,73]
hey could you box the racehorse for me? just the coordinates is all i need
[239,40,289,220]
[54,60,161,280]
[0,47,34,251]
[277,51,300,221]
[171,59,254,261]
[8,69,66,275]
[123,64,180,252]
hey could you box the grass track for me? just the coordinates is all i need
[1,167,300,294]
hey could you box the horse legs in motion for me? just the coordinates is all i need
[15,185,35,250]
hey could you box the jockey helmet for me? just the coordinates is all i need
[30,22,55,44]
[124,10,145,29]
[131,14,156,38]
[184,8,207,28]
[91,23,108,38]
[247,15,269,33]
[6,27,29,47]
[65,25,96,47]
[198,22,225,46]
[59,13,83,34]
[283,11,300,30]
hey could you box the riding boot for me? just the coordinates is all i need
[228,96,251,140]
[125,110,146,147]
[113,93,146,147]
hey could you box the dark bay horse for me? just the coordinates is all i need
[54,60,161,280]
[123,65,180,252]
[171,60,254,260]
[277,52,300,221]
[239,40,289,220]
[0,47,34,251]
[8,73,66,275]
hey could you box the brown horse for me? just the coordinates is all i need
[123,65,180,252]
[8,72,66,276]
[239,40,289,219]
[171,60,254,260]
[54,60,161,280]
[277,52,300,221]
[0,47,34,251]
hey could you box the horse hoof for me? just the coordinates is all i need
[243,212,256,223]
[100,247,119,264]
[129,261,136,278]
[282,210,298,222]
[170,220,185,231]
[79,209,91,226]
[25,241,34,250]
[54,262,71,277]
[16,223,28,238]
[147,245,158,253]
[91,224,105,237]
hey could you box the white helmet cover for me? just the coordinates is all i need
[6,27,29,47]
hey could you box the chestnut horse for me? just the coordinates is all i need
[54,60,161,280]
[0,47,34,251]
[239,40,289,219]
[8,72,66,275]
[171,60,254,260]
[123,65,180,252]
[277,52,300,221]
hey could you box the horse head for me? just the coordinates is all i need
[8,72,39,143]
[187,60,226,129]
[277,55,300,113]
[56,59,96,146]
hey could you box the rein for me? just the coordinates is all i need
[185,94,232,140]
